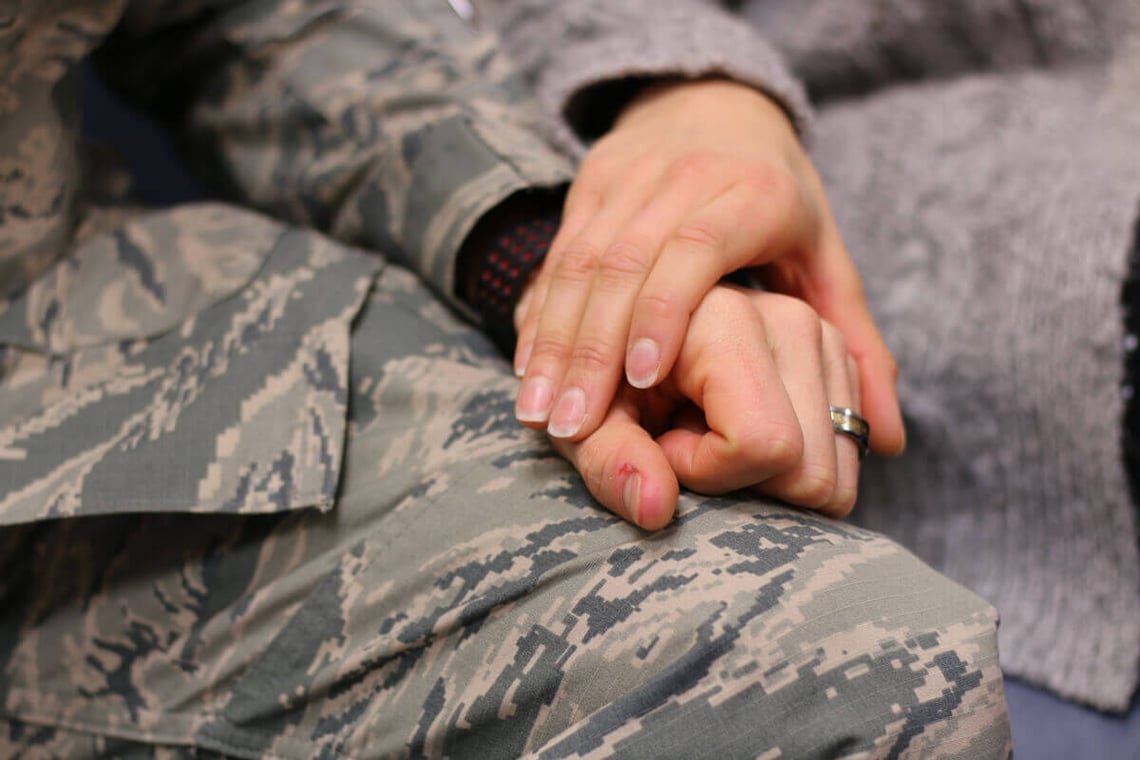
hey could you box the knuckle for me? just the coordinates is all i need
[740,421,804,472]
[564,182,603,215]
[598,239,653,281]
[569,438,608,497]
[739,161,797,202]
[529,331,574,364]
[672,219,725,252]
[705,284,752,314]
[577,439,626,503]
[785,462,840,510]
[635,289,686,325]
[668,152,717,182]
[569,336,620,374]
[770,296,823,346]
[580,144,622,178]
[754,169,806,226]
[780,293,821,324]
[692,286,753,335]
[554,241,604,282]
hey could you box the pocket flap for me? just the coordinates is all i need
[0,204,380,524]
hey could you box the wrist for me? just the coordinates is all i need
[615,77,797,137]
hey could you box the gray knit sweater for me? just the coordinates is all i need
[481,0,1140,711]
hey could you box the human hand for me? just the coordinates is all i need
[549,284,864,529]
[513,78,903,456]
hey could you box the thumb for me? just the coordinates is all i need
[549,389,680,529]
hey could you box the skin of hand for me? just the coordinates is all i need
[546,283,864,529]
[512,78,904,457]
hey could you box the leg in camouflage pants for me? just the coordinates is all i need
[0,262,1011,759]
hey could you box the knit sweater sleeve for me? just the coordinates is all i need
[738,0,1137,102]
[475,0,814,150]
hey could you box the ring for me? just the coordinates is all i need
[830,406,870,459]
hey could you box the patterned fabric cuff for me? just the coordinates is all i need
[456,189,565,354]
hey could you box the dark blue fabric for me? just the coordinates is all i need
[1006,678,1140,759]
[81,65,210,204]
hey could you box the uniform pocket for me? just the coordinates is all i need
[0,203,380,524]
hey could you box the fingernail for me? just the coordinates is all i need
[547,387,587,438]
[626,339,661,389]
[623,470,642,523]
[514,343,532,377]
[516,377,554,422]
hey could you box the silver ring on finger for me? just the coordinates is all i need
[829,406,870,459]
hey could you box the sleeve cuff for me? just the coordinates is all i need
[348,112,574,321]
[496,1,814,152]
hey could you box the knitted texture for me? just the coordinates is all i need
[741,0,1134,102]
[478,0,814,152]
[812,60,1140,710]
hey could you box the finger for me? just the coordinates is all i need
[747,294,842,513]
[547,164,732,441]
[513,151,637,374]
[764,228,905,455]
[550,389,680,529]
[818,321,862,516]
[626,174,818,397]
[513,143,670,375]
[656,288,804,493]
[809,243,902,456]
[512,185,600,376]
[514,166,662,427]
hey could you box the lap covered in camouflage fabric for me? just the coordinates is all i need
[0,232,1010,758]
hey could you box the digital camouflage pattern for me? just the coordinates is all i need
[0,204,380,521]
[0,1,1011,757]
[2,266,1011,758]
[0,0,574,523]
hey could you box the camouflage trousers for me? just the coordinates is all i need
[0,230,1011,758]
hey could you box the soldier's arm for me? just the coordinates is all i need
[93,0,574,318]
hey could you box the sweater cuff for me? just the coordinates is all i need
[527,5,814,151]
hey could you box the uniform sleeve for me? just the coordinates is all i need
[474,0,815,150]
[93,0,575,313]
